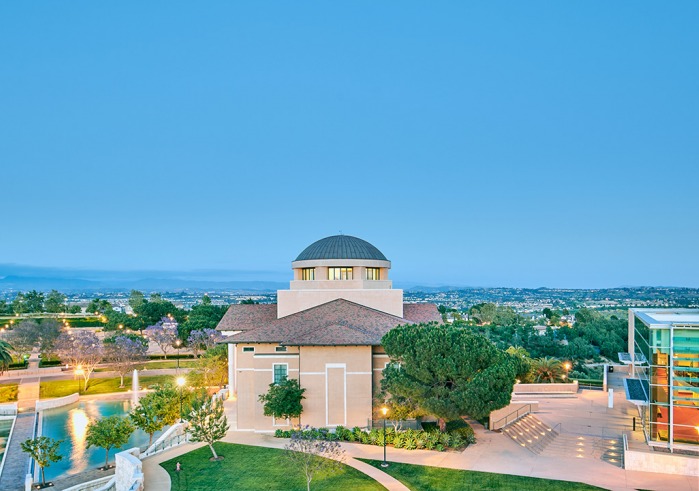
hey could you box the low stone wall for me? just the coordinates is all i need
[61,476,113,491]
[489,401,540,430]
[513,381,578,395]
[625,448,699,477]
[115,448,144,491]
[0,402,17,416]
[35,393,79,411]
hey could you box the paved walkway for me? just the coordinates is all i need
[139,395,698,491]
[0,411,34,491]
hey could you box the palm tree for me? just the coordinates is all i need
[529,357,564,383]
[0,339,14,374]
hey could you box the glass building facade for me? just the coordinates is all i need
[630,309,699,450]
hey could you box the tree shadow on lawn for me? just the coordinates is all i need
[161,442,385,491]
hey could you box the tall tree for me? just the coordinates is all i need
[5,320,38,358]
[468,303,497,325]
[86,415,135,468]
[145,320,177,359]
[21,437,63,487]
[0,339,14,374]
[201,294,212,305]
[128,290,145,311]
[44,290,67,313]
[130,385,180,447]
[188,344,228,388]
[188,395,229,460]
[382,323,517,430]
[11,292,27,314]
[86,298,113,315]
[186,329,222,358]
[54,330,103,390]
[24,290,45,313]
[529,357,565,383]
[104,334,148,387]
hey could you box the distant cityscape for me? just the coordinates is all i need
[2,286,696,313]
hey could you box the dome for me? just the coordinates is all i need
[295,235,388,261]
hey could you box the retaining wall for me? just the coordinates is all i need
[625,448,699,477]
[513,381,578,395]
[35,393,79,411]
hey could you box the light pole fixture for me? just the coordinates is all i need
[175,339,182,371]
[176,376,186,422]
[381,406,389,468]
[75,365,85,394]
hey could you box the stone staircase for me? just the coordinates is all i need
[502,414,559,454]
[501,414,624,467]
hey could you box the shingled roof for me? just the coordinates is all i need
[217,299,441,346]
[216,303,277,332]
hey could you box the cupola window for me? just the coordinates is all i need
[301,268,315,280]
[366,267,380,280]
[328,267,353,280]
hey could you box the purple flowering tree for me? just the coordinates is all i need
[104,334,148,387]
[145,319,177,359]
[187,328,223,358]
[54,330,103,391]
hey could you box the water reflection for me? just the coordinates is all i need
[68,408,89,474]
[41,399,166,480]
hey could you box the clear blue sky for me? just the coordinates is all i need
[1,2,697,288]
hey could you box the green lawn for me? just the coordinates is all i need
[162,442,386,491]
[95,360,199,372]
[39,375,176,398]
[0,383,19,403]
[361,460,606,491]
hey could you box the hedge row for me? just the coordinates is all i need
[274,423,476,452]
[9,360,28,370]
[39,359,63,368]
[148,354,196,360]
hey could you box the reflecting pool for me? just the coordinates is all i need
[41,399,166,480]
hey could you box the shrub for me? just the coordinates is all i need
[421,421,438,432]
[271,423,472,452]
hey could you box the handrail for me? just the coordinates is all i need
[490,404,532,430]
[622,432,628,451]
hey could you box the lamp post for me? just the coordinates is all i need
[381,406,389,468]
[176,376,186,423]
[175,339,182,372]
[75,365,85,394]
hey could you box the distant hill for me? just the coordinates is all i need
[0,264,287,292]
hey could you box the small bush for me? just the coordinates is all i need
[271,422,473,452]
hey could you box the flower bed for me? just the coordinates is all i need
[274,421,476,452]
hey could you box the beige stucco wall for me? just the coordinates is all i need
[372,348,390,394]
[234,343,376,432]
[277,289,404,318]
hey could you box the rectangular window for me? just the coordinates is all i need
[328,267,353,280]
[366,268,380,280]
[301,268,315,280]
[242,346,254,353]
[275,346,287,352]
[273,364,288,384]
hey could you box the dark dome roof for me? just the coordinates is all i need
[295,235,388,261]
